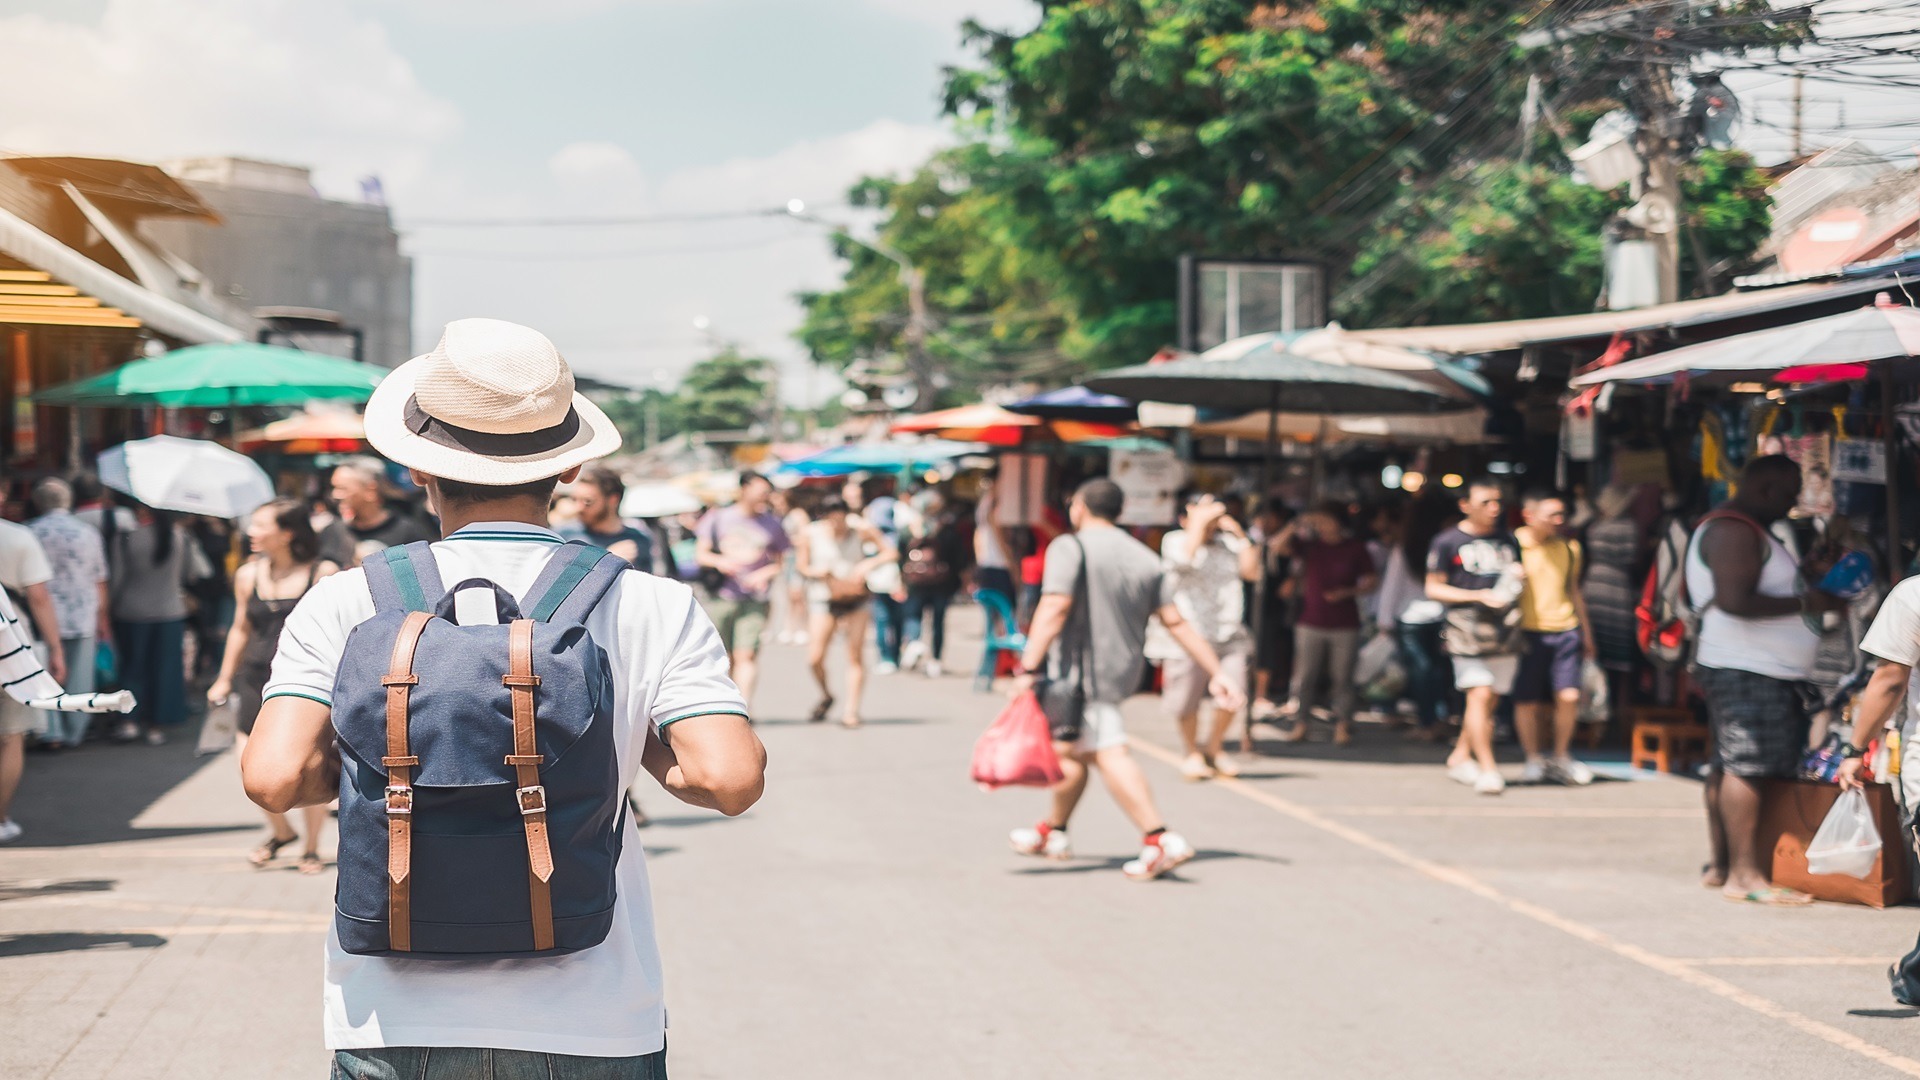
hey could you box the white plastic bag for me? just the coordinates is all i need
[1806,787,1882,878]
[196,697,238,757]
[1354,634,1395,688]
[1579,659,1610,724]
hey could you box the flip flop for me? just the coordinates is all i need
[298,852,325,876]
[807,696,834,724]
[249,833,297,868]
[1724,886,1814,906]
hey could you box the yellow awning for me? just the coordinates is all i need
[0,268,140,329]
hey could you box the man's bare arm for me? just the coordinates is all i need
[25,583,65,683]
[1159,602,1246,712]
[242,695,340,813]
[651,714,766,816]
[1020,593,1073,672]
[1425,570,1490,607]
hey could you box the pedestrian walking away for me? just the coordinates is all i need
[1008,479,1245,881]
[241,318,765,1077]
[0,518,64,843]
[1149,490,1258,780]
[1376,496,1453,739]
[1690,455,1838,906]
[208,499,339,873]
[27,478,108,751]
[1512,490,1597,786]
[797,497,896,728]
[1426,479,1524,795]
[694,472,792,709]
[900,489,967,678]
[1275,500,1377,747]
[772,490,811,645]
[108,503,210,746]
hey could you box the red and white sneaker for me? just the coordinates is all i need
[1009,822,1072,860]
[1122,831,1195,881]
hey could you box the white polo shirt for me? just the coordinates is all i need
[263,521,746,1057]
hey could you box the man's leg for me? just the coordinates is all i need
[1326,629,1360,744]
[1167,655,1203,757]
[1092,744,1168,833]
[1551,686,1583,758]
[1703,768,1730,887]
[1284,627,1327,740]
[1512,634,1548,764]
[0,732,23,825]
[1205,649,1248,761]
[1459,685,1500,773]
[1717,770,1772,894]
[1049,748,1091,829]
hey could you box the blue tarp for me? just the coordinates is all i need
[774,439,984,477]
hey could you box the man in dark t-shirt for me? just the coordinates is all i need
[315,458,436,568]
[1274,503,1375,746]
[560,465,655,572]
[1425,478,1523,795]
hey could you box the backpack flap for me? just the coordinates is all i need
[331,613,612,788]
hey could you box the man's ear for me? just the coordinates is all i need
[559,465,583,484]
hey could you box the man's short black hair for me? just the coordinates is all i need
[1075,478,1125,522]
[578,464,626,501]
[1463,476,1503,498]
[1522,487,1566,508]
[434,475,564,506]
[1743,454,1801,484]
[739,470,772,493]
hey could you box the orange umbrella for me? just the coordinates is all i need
[237,409,368,452]
[891,404,1123,446]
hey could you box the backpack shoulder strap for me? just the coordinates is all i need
[524,541,629,624]
[363,542,447,614]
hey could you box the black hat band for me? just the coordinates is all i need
[403,395,582,456]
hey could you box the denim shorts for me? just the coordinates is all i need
[331,1046,666,1080]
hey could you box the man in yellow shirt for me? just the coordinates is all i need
[1513,491,1596,786]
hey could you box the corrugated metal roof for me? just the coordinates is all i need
[1344,276,1904,356]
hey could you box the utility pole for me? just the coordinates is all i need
[1633,62,1685,305]
[1792,72,1805,158]
[786,200,936,411]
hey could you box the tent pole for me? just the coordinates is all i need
[1246,385,1279,755]
[1885,358,1903,581]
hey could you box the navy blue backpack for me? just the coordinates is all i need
[331,541,629,958]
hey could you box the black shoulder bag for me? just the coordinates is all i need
[1035,535,1092,742]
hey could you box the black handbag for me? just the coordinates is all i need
[1034,536,1091,742]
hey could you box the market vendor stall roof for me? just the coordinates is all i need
[775,439,984,478]
[1568,298,1920,387]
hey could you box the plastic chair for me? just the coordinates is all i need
[973,588,1025,691]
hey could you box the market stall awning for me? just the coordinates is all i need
[1568,298,1920,387]
[1346,275,1906,356]
[1203,327,1488,401]
[1192,409,1489,445]
[0,266,141,329]
[890,403,1123,446]
[35,342,384,407]
[776,439,984,478]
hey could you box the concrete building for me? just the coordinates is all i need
[142,158,412,366]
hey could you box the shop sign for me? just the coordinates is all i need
[1111,448,1187,526]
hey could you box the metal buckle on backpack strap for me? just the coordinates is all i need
[516,785,547,815]
[384,785,413,815]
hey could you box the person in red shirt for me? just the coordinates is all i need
[1273,502,1377,746]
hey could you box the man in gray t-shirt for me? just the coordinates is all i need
[1010,479,1245,881]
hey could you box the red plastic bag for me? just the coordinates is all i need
[971,691,1064,790]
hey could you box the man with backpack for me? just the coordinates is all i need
[242,319,766,1077]
[1690,455,1840,905]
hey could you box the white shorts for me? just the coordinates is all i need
[1452,654,1518,695]
[1074,701,1128,753]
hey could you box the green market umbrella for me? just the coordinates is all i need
[34,342,385,408]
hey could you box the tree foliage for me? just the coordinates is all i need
[598,347,774,448]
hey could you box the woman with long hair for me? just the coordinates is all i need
[109,503,213,744]
[209,500,339,872]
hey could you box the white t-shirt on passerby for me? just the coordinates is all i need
[29,509,106,639]
[263,521,746,1057]
[1859,576,1920,814]
[974,490,1009,570]
[0,521,55,638]
[1146,528,1247,659]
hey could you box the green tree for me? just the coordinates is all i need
[597,348,774,448]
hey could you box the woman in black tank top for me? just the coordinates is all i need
[209,500,338,873]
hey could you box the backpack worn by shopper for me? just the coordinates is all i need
[1634,508,1763,669]
[331,541,630,958]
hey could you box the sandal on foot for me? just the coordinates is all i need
[1700,863,1728,889]
[249,833,297,867]
[1724,886,1813,906]
[298,852,325,876]
[808,696,835,724]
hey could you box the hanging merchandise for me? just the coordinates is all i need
[1110,447,1187,527]
[1781,433,1834,516]
[1564,409,1597,462]
[1699,413,1728,483]
[1834,440,1888,484]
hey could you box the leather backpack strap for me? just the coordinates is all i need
[381,611,433,952]
[504,618,555,950]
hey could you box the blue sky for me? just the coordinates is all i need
[0,0,1036,397]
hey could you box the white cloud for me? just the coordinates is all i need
[861,0,1041,34]
[0,0,459,197]
[548,141,648,205]
[654,119,951,211]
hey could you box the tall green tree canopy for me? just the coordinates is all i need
[798,0,1785,400]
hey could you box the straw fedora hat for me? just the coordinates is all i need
[365,318,622,486]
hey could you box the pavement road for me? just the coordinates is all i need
[6,606,1920,1078]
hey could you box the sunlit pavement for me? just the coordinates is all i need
[6,605,1920,1078]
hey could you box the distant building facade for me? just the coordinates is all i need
[142,158,412,366]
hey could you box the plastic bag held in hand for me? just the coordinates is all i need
[971,691,1065,790]
[1806,787,1883,878]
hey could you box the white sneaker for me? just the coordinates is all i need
[1180,753,1214,781]
[143,728,167,746]
[1209,753,1241,779]
[874,661,899,676]
[901,641,926,671]
[1123,831,1196,881]
[1546,757,1596,786]
[1251,699,1282,721]
[1474,770,1507,796]
[0,819,21,843]
[1009,823,1072,860]
[1447,760,1482,787]
[1519,758,1548,784]
[925,660,944,678]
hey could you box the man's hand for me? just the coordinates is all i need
[1009,670,1037,700]
[741,563,781,592]
[1803,589,1847,615]
[1208,671,1246,714]
[44,645,65,686]
[1837,755,1869,792]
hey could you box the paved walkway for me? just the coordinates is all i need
[5,606,1920,1078]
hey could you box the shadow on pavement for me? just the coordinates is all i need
[640,814,730,830]
[1849,1008,1920,1020]
[14,736,252,848]
[0,932,167,957]
[0,878,116,902]
[1009,849,1289,877]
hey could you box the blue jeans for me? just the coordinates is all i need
[869,593,904,665]
[1395,621,1451,728]
[114,619,187,729]
[902,589,952,660]
[47,635,96,745]
[331,1046,666,1079]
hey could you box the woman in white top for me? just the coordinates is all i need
[796,496,896,728]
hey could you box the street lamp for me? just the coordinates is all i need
[786,198,932,411]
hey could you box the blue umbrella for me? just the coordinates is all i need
[775,439,983,478]
[1003,385,1139,422]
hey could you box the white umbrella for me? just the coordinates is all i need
[619,482,705,519]
[1569,297,1920,387]
[99,435,276,519]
